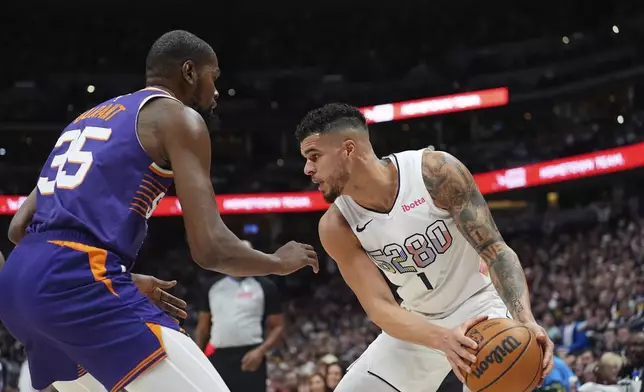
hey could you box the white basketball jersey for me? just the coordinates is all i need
[334,149,493,317]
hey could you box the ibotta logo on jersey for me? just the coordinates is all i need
[402,197,426,212]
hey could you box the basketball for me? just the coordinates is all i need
[462,318,543,392]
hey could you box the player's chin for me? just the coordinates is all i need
[322,190,339,203]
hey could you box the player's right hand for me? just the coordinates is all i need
[273,241,319,275]
[439,314,489,384]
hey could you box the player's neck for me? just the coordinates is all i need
[346,158,398,213]
[144,80,178,99]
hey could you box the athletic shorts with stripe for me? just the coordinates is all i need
[0,230,191,391]
[335,286,510,392]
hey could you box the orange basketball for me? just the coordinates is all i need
[462,318,543,392]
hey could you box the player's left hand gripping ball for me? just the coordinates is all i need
[522,322,555,387]
[132,273,188,320]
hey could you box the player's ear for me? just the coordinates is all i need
[182,60,196,85]
[343,140,356,157]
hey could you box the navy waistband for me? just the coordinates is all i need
[22,229,134,265]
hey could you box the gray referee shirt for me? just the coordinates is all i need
[198,276,280,349]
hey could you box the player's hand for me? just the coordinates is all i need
[241,347,265,372]
[439,315,489,384]
[523,321,554,387]
[273,241,319,275]
[131,274,188,320]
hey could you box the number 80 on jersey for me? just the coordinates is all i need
[366,220,453,288]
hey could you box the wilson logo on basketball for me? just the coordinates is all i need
[401,197,426,212]
[471,336,522,379]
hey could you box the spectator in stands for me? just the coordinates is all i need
[616,302,639,328]
[617,327,632,356]
[195,241,285,392]
[296,374,311,392]
[308,373,328,392]
[596,326,620,356]
[562,307,591,355]
[281,371,299,392]
[324,363,344,390]
[574,352,597,386]
[578,352,623,391]
[579,351,597,370]
[617,331,644,390]
[587,308,612,344]
[538,355,579,391]
[582,362,597,387]
[543,312,563,344]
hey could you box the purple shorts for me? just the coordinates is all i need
[0,230,180,391]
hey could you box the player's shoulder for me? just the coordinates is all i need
[319,204,360,252]
[319,204,349,233]
[420,148,467,177]
[140,96,205,133]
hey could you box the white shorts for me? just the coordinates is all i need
[335,287,509,392]
[51,326,230,392]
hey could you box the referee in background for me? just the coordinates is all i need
[195,241,284,392]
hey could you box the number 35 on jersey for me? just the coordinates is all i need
[37,126,112,195]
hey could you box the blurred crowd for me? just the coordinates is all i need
[1,167,644,392]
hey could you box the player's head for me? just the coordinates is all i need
[296,103,370,203]
[145,30,220,120]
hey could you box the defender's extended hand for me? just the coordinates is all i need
[132,274,188,320]
[273,241,319,275]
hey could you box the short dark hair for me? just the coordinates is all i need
[146,30,215,78]
[295,103,368,142]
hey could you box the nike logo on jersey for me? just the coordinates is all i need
[356,219,373,233]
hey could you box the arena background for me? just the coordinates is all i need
[1,1,644,391]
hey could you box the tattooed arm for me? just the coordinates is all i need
[421,150,535,323]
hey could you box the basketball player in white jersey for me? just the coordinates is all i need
[295,103,555,392]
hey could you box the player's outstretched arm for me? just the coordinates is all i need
[148,99,317,276]
[8,187,37,245]
[421,149,555,377]
[319,205,480,370]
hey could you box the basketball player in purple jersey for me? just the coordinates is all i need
[0,30,318,392]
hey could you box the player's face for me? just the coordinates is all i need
[300,134,351,203]
[183,54,220,122]
[194,65,220,116]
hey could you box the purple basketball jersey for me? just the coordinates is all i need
[28,88,176,264]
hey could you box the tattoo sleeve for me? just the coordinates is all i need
[421,150,535,323]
